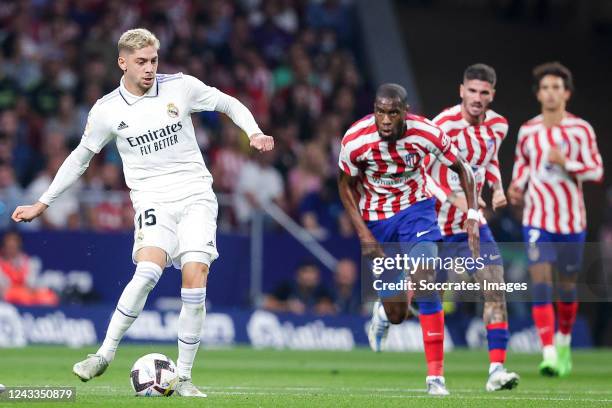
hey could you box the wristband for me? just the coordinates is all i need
[467,208,479,221]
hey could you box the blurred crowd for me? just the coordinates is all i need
[0,0,369,236]
[262,257,363,315]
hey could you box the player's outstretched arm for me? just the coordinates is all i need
[337,172,385,259]
[449,158,480,257]
[12,143,95,224]
[213,92,274,152]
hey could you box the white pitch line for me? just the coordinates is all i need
[210,391,612,402]
[79,384,612,401]
[82,384,612,395]
[187,385,612,395]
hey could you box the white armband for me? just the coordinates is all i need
[467,208,479,221]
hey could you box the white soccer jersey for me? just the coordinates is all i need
[82,73,225,204]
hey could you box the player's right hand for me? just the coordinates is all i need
[12,202,48,223]
[507,183,524,206]
[492,189,507,210]
[249,133,275,152]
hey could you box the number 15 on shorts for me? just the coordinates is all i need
[137,209,157,229]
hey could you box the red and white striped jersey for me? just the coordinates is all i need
[511,113,603,234]
[426,105,508,235]
[338,113,458,221]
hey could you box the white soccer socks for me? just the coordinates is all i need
[177,287,207,380]
[97,261,163,362]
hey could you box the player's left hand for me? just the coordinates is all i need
[250,133,275,152]
[491,189,507,211]
[465,218,480,259]
[548,147,566,167]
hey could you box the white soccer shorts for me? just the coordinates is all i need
[131,192,219,269]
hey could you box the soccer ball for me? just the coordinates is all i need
[130,353,178,396]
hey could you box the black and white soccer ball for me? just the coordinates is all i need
[130,353,178,397]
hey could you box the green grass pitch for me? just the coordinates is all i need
[1,345,611,407]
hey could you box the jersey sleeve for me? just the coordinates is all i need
[485,122,508,188]
[564,122,604,183]
[425,172,451,203]
[80,102,114,154]
[214,92,263,138]
[39,143,95,206]
[338,141,360,176]
[184,74,222,113]
[425,127,458,167]
[485,158,502,188]
[511,126,530,189]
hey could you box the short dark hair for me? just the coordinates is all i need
[463,63,497,87]
[532,61,574,93]
[375,83,408,105]
[297,259,319,271]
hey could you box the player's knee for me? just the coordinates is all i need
[181,261,209,288]
[133,261,163,291]
[487,265,505,282]
[558,275,577,291]
[529,263,552,282]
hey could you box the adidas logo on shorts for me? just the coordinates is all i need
[117,121,129,130]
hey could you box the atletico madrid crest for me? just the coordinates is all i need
[404,152,419,168]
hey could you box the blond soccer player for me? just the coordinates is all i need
[12,28,274,397]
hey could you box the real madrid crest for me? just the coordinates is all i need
[167,103,179,118]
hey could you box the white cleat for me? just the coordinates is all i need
[368,300,390,352]
[174,378,207,397]
[72,354,109,382]
[486,366,520,391]
[426,376,450,396]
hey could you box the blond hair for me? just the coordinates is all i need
[117,28,160,54]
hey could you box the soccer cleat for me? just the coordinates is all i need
[72,354,109,382]
[426,376,450,396]
[556,344,572,377]
[538,356,559,377]
[174,378,207,397]
[368,300,390,352]
[485,366,520,391]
